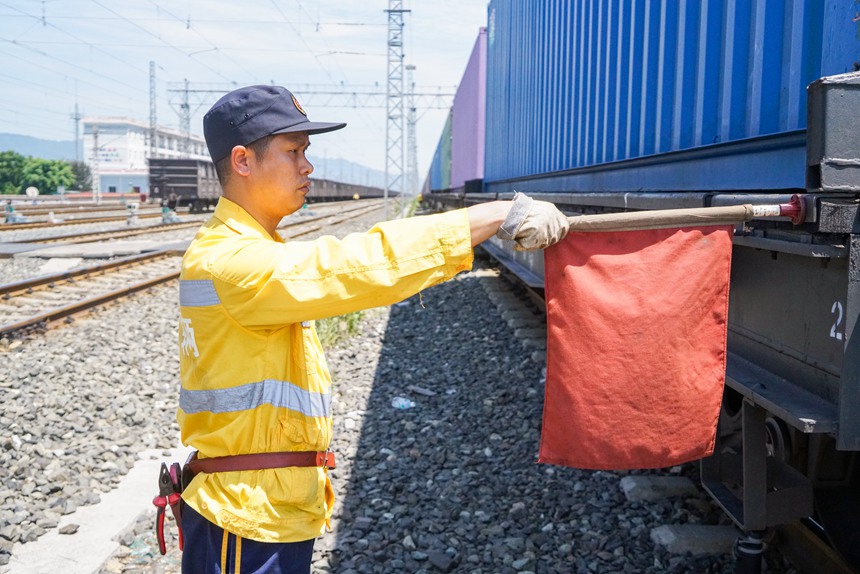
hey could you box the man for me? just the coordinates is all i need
[177,84,568,573]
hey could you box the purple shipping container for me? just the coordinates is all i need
[450,28,487,191]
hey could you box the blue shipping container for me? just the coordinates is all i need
[484,0,860,192]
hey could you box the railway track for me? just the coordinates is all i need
[0,200,387,339]
[2,221,204,245]
[775,520,857,574]
[0,200,374,244]
[280,201,385,237]
[0,211,163,230]
[0,250,182,338]
[11,204,156,217]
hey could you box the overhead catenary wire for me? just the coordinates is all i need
[1,2,390,104]
[0,12,386,27]
[0,2,154,122]
[147,1,257,82]
[1,39,378,56]
[0,0,148,75]
[0,66,148,117]
[0,43,149,128]
[0,0,155,127]
[0,38,144,94]
[90,0,237,85]
[0,1,484,176]
[268,0,384,159]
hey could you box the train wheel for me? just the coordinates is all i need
[764,416,792,463]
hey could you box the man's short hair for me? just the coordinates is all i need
[213,134,276,187]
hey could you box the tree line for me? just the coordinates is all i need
[0,150,92,195]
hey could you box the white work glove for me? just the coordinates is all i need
[496,192,569,251]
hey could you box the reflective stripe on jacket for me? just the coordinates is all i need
[178,197,473,543]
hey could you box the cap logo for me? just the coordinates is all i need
[291,94,307,117]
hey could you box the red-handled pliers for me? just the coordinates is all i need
[153,462,183,555]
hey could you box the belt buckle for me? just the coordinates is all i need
[318,449,331,470]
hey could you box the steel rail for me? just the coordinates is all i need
[286,205,384,238]
[0,270,180,337]
[12,205,162,216]
[775,521,856,574]
[0,212,163,231]
[5,221,203,245]
[277,201,382,230]
[0,249,173,297]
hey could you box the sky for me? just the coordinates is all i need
[0,0,489,177]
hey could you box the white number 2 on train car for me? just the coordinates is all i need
[830,301,844,341]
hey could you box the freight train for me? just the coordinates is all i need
[425,2,860,572]
[147,158,385,212]
[148,159,220,213]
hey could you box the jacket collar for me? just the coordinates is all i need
[212,197,285,243]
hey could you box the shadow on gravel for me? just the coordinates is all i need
[321,267,745,574]
[324,271,606,574]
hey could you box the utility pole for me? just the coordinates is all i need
[70,102,82,164]
[385,0,409,219]
[149,61,157,160]
[179,79,191,157]
[405,64,418,197]
[92,125,100,204]
[165,79,193,157]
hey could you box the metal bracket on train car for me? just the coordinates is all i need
[701,399,813,532]
[806,71,860,193]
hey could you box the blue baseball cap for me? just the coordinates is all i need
[203,85,346,163]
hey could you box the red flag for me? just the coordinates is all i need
[539,225,732,470]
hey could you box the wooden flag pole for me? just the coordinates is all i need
[565,195,805,232]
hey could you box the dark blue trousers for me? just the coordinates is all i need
[181,504,315,574]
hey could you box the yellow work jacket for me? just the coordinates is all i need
[177,197,473,542]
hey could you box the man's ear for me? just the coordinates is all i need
[230,145,252,177]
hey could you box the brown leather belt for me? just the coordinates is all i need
[186,450,335,475]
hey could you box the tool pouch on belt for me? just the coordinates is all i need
[180,451,197,492]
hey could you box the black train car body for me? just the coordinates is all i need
[148,158,220,213]
[307,179,386,202]
[425,1,860,569]
[147,157,385,211]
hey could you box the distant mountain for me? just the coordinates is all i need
[0,133,78,161]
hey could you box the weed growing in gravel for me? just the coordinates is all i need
[315,311,364,347]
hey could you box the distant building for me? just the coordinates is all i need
[82,118,209,196]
